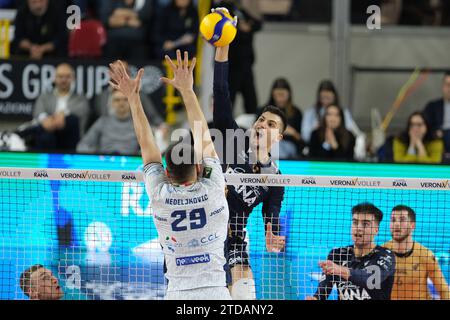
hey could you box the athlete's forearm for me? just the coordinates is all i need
[180,88,217,159]
[128,94,161,164]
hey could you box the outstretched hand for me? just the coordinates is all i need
[109,60,144,97]
[266,222,286,253]
[211,7,238,27]
[160,50,196,94]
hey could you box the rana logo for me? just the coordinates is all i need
[302,177,316,185]
[393,180,407,187]
[34,170,49,178]
[122,173,137,181]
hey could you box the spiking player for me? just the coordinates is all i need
[307,203,396,300]
[212,7,287,300]
[383,205,450,300]
[109,50,231,300]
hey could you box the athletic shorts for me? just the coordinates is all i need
[165,286,232,300]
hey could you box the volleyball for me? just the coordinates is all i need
[200,10,237,47]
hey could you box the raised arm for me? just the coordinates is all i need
[109,61,162,165]
[213,45,239,132]
[161,50,217,160]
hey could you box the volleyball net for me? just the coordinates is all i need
[0,167,449,300]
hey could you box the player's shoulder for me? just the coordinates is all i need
[381,240,394,251]
[413,242,436,260]
[374,245,395,259]
[329,245,354,258]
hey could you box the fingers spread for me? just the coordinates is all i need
[184,51,189,70]
[165,55,177,72]
[189,57,197,73]
[176,50,182,68]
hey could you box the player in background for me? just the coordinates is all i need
[212,7,287,300]
[306,203,396,300]
[109,50,231,300]
[383,205,450,300]
[19,264,63,300]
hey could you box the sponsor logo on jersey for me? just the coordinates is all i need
[176,254,211,266]
[154,215,167,222]
[187,239,200,248]
[338,283,371,300]
[203,166,212,179]
[210,206,225,217]
[33,170,49,178]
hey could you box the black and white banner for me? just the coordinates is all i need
[0,58,165,119]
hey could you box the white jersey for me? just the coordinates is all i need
[144,157,229,292]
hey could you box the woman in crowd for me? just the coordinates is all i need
[309,104,356,161]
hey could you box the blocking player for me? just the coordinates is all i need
[306,203,396,300]
[383,205,450,300]
[213,8,287,300]
[19,264,64,300]
[109,50,231,300]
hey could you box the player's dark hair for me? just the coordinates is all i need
[164,142,196,184]
[19,264,44,297]
[392,205,416,222]
[352,202,383,225]
[259,105,287,133]
[444,71,450,79]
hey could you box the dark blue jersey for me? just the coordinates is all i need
[314,245,396,300]
[213,61,284,238]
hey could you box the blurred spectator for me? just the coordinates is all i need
[258,78,303,159]
[380,0,403,25]
[309,104,355,161]
[94,61,165,127]
[154,0,199,59]
[289,0,331,23]
[12,0,68,59]
[423,72,450,158]
[301,80,360,144]
[17,63,89,152]
[393,111,443,163]
[77,89,139,155]
[398,0,442,26]
[0,0,15,8]
[214,0,262,114]
[100,0,153,60]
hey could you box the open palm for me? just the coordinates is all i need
[161,50,196,93]
[109,60,144,96]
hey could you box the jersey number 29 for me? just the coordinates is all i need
[171,208,206,232]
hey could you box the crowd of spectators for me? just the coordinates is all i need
[1,0,450,164]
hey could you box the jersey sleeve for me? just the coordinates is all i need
[348,250,396,290]
[313,249,337,300]
[425,249,450,300]
[262,185,285,235]
[143,162,168,200]
[201,157,226,190]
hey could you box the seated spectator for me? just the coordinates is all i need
[393,111,443,164]
[309,104,356,161]
[94,60,165,128]
[398,0,441,25]
[302,80,360,144]
[100,0,153,60]
[258,78,303,159]
[154,0,199,59]
[423,71,450,159]
[12,0,68,59]
[77,89,139,155]
[17,63,89,152]
[20,264,63,300]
